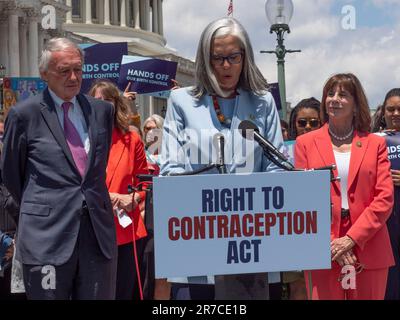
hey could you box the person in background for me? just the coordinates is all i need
[372,88,400,300]
[280,119,289,141]
[0,114,4,141]
[143,114,164,176]
[283,97,322,300]
[288,97,321,140]
[88,80,149,300]
[160,17,284,300]
[0,143,23,300]
[371,105,384,133]
[295,73,394,300]
[0,229,13,271]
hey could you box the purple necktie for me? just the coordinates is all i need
[61,102,88,177]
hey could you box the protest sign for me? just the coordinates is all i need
[118,55,177,98]
[153,171,331,278]
[79,42,128,94]
[376,131,400,169]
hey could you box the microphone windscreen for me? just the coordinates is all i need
[213,132,225,148]
[238,120,258,139]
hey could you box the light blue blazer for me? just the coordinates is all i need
[159,87,284,284]
[160,87,284,176]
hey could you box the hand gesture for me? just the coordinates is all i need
[331,235,356,261]
[334,249,357,267]
[170,79,180,91]
[391,169,400,187]
[109,192,138,212]
[5,241,14,261]
[123,82,137,101]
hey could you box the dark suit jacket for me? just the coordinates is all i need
[0,88,117,266]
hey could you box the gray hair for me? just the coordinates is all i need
[192,17,268,98]
[39,38,84,72]
[143,114,164,130]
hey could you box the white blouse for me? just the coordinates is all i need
[333,150,351,209]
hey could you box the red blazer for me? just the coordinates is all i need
[106,128,149,245]
[295,124,394,269]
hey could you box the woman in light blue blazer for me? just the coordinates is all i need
[160,17,284,300]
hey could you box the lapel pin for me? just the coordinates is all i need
[356,141,362,148]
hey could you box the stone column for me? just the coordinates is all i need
[133,0,140,29]
[85,0,92,24]
[126,0,131,27]
[120,0,126,27]
[0,16,9,73]
[112,0,118,25]
[104,0,111,25]
[38,28,46,57]
[152,0,158,33]
[8,14,20,77]
[28,18,39,76]
[158,0,163,35]
[19,19,28,77]
[66,0,72,23]
[144,0,150,31]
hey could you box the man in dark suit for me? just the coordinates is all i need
[0,38,117,299]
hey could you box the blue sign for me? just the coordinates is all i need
[153,171,331,278]
[79,42,128,94]
[118,55,178,98]
[376,131,400,169]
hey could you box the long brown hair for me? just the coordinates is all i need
[88,80,131,133]
[320,73,371,133]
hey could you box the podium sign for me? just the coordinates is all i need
[153,171,331,278]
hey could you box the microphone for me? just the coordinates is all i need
[213,133,227,174]
[238,120,288,163]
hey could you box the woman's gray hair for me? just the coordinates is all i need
[39,38,84,72]
[143,114,164,130]
[192,17,268,98]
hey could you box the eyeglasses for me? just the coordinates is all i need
[296,118,320,128]
[211,52,243,66]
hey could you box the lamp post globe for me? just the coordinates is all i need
[265,0,294,26]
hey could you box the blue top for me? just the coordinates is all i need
[160,87,284,176]
[159,87,284,285]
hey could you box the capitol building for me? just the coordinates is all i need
[0,0,195,118]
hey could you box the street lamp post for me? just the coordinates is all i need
[261,0,300,121]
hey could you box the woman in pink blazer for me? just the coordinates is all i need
[295,73,394,300]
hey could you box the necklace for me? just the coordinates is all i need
[212,94,236,126]
[328,125,354,141]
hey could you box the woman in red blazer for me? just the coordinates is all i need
[89,80,149,300]
[295,73,394,300]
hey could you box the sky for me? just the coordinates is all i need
[163,0,400,110]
